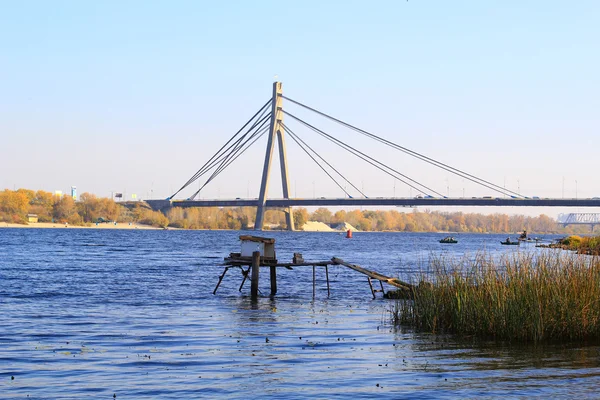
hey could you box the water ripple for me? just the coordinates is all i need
[1,229,594,398]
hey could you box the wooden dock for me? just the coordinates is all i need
[213,252,414,299]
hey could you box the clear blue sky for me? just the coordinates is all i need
[1,1,598,216]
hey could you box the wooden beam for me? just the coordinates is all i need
[224,259,331,267]
[331,257,413,290]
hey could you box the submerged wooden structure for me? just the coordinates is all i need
[213,235,414,299]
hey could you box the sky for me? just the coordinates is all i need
[1,1,598,217]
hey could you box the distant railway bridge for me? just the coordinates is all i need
[557,213,600,231]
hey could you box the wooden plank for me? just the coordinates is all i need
[239,235,276,244]
[224,256,278,266]
[331,257,413,290]
[274,261,331,267]
[224,259,330,268]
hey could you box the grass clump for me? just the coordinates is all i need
[395,252,600,342]
[538,235,600,255]
[561,235,583,247]
[559,235,600,255]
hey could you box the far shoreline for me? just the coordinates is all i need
[0,222,162,230]
[0,222,567,235]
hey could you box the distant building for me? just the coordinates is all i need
[71,186,77,200]
[54,190,63,197]
[27,214,38,223]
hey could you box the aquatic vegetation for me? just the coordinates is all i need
[539,235,600,255]
[561,235,583,247]
[394,252,600,342]
[560,235,600,254]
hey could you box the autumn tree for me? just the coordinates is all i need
[311,207,332,224]
[293,208,309,229]
[53,195,82,225]
[28,190,55,222]
[16,188,35,203]
[0,189,29,223]
[331,210,347,225]
[138,209,169,228]
[265,209,286,229]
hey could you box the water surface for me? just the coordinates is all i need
[1,229,599,398]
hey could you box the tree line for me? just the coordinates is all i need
[1,189,122,225]
[296,207,567,233]
[0,188,591,233]
[160,206,589,233]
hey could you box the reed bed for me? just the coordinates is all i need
[394,252,600,342]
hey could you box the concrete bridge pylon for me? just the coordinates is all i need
[254,82,295,231]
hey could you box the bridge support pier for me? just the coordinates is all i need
[255,81,295,231]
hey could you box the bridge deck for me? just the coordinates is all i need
[147,197,600,211]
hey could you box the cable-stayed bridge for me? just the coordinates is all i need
[146,82,600,230]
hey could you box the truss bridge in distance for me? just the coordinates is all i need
[557,213,600,231]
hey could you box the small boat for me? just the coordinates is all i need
[440,236,458,244]
[519,237,541,243]
[500,240,519,245]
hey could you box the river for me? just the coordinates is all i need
[1,229,599,398]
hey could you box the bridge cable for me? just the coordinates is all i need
[198,111,272,182]
[283,125,351,198]
[285,112,442,197]
[170,100,270,198]
[189,125,270,199]
[188,124,271,199]
[282,95,523,198]
[169,98,272,199]
[284,111,445,197]
[182,105,271,195]
[281,123,366,198]
[192,115,272,197]
[185,110,271,199]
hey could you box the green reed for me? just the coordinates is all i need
[394,252,600,342]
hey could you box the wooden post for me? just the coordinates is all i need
[270,265,277,295]
[238,267,250,292]
[251,251,260,299]
[213,267,229,295]
[367,277,376,299]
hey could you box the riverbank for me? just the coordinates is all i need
[536,234,600,255]
[0,222,161,230]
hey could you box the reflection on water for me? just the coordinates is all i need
[1,229,599,398]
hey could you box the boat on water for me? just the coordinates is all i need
[501,239,519,245]
[519,237,541,243]
[440,236,458,244]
